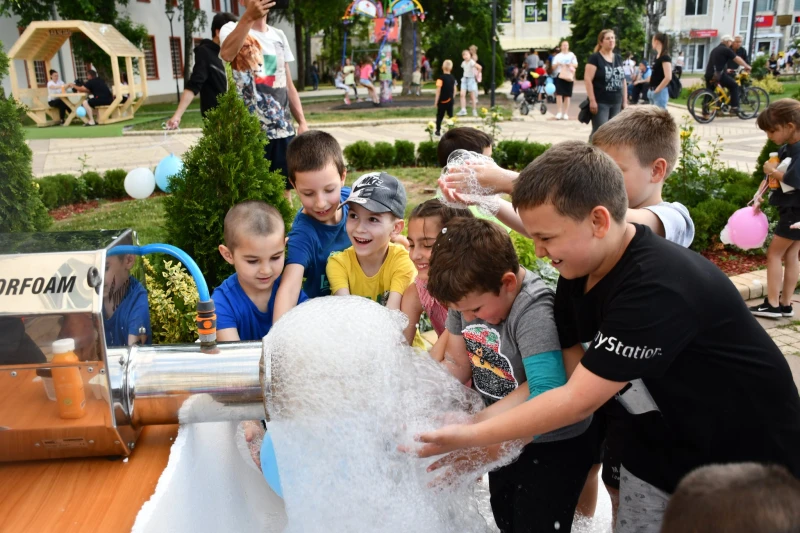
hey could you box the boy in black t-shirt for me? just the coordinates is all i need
[68,69,113,126]
[415,141,800,533]
[434,59,457,136]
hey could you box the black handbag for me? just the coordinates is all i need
[578,98,592,124]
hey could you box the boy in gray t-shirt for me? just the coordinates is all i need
[427,217,594,533]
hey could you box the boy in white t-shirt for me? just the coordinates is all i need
[458,49,481,117]
[46,69,69,125]
[219,0,308,201]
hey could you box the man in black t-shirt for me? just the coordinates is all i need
[705,35,750,110]
[415,141,800,533]
[727,35,749,70]
[69,69,113,126]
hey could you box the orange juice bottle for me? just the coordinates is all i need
[51,338,86,419]
[768,152,780,189]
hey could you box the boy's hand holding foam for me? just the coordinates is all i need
[440,157,518,197]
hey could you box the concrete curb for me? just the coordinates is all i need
[121,115,524,136]
[728,269,769,301]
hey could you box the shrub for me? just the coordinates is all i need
[665,119,725,206]
[752,74,784,95]
[688,198,738,252]
[144,257,199,343]
[752,139,781,183]
[510,230,558,290]
[679,80,706,100]
[38,174,82,209]
[104,168,128,199]
[0,41,50,231]
[394,140,416,167]
[417,140,439,167]
[343,140,376,170]
[82,171,105,199]
[164,69,293,290]
[372,141,396,168]
[751,55,768,81]
[495,140,526,170]
[521,142,551,168]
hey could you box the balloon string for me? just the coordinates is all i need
[151,122,182,153]
[749,179,769,207]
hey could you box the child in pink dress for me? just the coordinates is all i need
[401,199,473,361]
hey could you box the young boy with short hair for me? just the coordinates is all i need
[214,201,307,341]
[427,216,593,532]
[272,130,351,323]
[437,127,493,167]
[434,60,457,137]
[438,106,694,247]
[416,141,800,533]
[326,172,415,311]
[103,254,151,347]
[661,463,800,533]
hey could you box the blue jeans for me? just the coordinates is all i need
[648,88,669,109]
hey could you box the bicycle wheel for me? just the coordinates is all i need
[520,102,529,115]
[689,89,719,124]
[738,87,761,119]
[686,88,705,113]
[749,86,770,113]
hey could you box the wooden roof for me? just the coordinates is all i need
[8,20,144,61]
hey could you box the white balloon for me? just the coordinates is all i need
[124,167,156,200]
[720,226,732,245]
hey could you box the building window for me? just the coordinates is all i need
[194,0,201,8]
[73,55,89,81]
[794,0,800,10]
[524,0,548,22]
[562,0,574,21]
[143,36,159,80]
[685,0,709,15]
[499,5,512,23]
[33,60,47,86]
[212,0,221,11]
[755,0,774,11]
[231,1,240,16]
[739,0,751,39]
[170,37,184,78]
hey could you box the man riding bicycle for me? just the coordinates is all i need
[705,35,751,113]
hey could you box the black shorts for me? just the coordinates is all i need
[264,135,294,190]
[555,77,574,97]
[775,206,800,240]
[87,97,113,108]
[588,400,628,490]
[489,429,594,532]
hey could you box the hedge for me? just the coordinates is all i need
[37,168,133,210]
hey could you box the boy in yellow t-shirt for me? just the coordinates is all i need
[327,172,416,310]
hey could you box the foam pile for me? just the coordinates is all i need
[261,296,523,533]
[438,150,501,216]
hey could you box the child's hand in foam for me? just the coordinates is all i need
[242,420,265,470]
[441,160,518,196]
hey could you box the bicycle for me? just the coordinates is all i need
[687,71,768,124]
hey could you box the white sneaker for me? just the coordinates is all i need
[457,108,467,116]
[562,114,568,121]
[555,113,563,120]
[472,109,478,117]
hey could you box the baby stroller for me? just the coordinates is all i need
[519,72,548,116]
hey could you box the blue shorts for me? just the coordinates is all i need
[462,77,478,93]
[359,78,374,88]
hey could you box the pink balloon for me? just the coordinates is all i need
[724,206,769,250]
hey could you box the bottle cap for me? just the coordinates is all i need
[770,152,779,157]
[52,338,75,354]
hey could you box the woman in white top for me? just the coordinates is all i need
[552,40,578,120]
[674,51,685,78]
[46,69,69,125]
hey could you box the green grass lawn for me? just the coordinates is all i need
[48,167,441,240]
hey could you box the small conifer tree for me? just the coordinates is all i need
[0,41,51,232]
[164,71,294,289]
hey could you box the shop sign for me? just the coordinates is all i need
[689,29,718,38]
[756,14,775,27]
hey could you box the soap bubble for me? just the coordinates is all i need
[438,150,501,217]
[260,296,523,533]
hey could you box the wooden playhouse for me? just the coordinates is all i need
[8,20,148,127]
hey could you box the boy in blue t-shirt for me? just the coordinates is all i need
[214,201,308,341]
[272,131,352,323]
[103,253,151,347]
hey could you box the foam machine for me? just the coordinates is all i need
[0,230,274,462]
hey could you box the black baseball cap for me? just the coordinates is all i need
[341,172,407,218]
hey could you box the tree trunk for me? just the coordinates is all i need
[183,1,193,81]
[401,13,415,94]
[294,16,305,89]
[304,22,312,86]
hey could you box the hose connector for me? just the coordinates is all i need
[196,300,217,347]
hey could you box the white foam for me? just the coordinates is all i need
[438,150,501,216]
[261,296,523,533]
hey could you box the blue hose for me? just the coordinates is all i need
[108,244,211,302]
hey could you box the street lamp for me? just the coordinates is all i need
[600,13,609,29]
[165,1,181,105]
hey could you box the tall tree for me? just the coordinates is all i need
[177,0,208,81]
[400,13,415,94]
[567,0,646,79]
[644,0,666,59]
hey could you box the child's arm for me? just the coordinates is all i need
[434,81,442,106]
[401,283,424,345]
[561,343,585,379]
[442,330,472,384]
[429,330,449,362]
[213,288,242,341]
[626,208,666,237]
[217,328,241,342]
[326,256,351,296]
[272,264,305,324]
[385,291,403,310]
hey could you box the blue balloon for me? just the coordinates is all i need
[261,432,283,498]
[545,82,556,96]
[76,106,87,118]
[155,153,183,193]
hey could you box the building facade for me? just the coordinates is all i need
[0,0,296,102]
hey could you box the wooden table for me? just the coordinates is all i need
[0,424,177,533]
[52,93,88,126]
